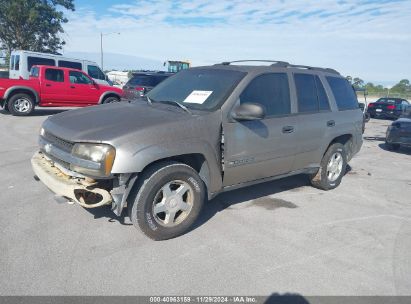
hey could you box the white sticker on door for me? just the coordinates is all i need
[183,90,213,104]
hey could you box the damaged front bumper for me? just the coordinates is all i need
[32,151,137,216]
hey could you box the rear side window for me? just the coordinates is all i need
[87,65,105,80]
[45,68,64,82]
[294,74,330,113]
[27,56,55,71]
[326,77,358,110]
[58,60,82,70]
[240,73,290,116]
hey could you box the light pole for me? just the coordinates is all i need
[100,32,120,71]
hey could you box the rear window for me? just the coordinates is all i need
[27,56,55,71]
[58,60,82,70]
[30,67,39,78]
[376,98,401,104]
[326,77,359,110]
[127,74,169,87]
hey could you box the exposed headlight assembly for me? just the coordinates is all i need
[71,143,116,177]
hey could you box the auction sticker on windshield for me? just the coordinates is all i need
[183,90,213,104]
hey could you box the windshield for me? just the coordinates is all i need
[146,68,246,111]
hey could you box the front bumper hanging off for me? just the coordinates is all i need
[31,152,113,208]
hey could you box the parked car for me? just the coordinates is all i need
[367,97,410,119]
[0,65,123,116]
[385,108,411,150]
[122,71,173,101]
[31,60,363,240]
[9,50,111,85]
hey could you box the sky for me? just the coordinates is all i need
[61,0,411,86]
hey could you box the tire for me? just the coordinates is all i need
[7,93,35,116]
[128,161,205,240]
[102,96,120,104]
[386,142,400,151]
[309,143,347,190]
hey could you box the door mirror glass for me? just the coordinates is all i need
[232,103,265,121]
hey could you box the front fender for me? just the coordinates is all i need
[112,139,222,194]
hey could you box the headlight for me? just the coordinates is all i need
[71,143,116,177]
[40,127,45,137]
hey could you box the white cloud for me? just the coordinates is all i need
[62,0,411,83]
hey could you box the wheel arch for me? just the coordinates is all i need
[99,91,121,104]
[325,134,354,161]
[5,86,39,104]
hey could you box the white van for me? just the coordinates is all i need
[9,50,111,85]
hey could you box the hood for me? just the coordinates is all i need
[42,102,200,143]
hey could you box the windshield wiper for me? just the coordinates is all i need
[151,99,192,115]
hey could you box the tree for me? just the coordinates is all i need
[391,79,410,94]
[0,0,75,56]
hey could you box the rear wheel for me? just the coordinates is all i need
[7,93,35,116]
[102,96,120,104]
[128,161,205,240]
[310,143,347,190]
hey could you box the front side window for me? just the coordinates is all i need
[45,68,64,82]
[326,76,359,110]
[147,68,246,111]
[27,56,55,71]
[69,71,92,84]
[87,65,105,80]
[240,73,291,116]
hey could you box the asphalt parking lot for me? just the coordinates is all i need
[0,108,410,296]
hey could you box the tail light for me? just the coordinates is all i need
[368,103,374,108]
[387,105,396,110]
[135,86,145,96]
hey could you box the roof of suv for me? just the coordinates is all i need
[192,60,341,76]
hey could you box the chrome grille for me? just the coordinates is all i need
[43,131,74,153]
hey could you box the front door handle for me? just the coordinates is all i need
[45,84,51,87]
[70,86,75,89]
[327,120,335,127]
[282,126,294,133]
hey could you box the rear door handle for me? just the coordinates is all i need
[327,120,335,127]
[282,126,294,133]
[70,86,75,89]
[45,84,51,87]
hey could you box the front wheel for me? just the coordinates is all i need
[310,143,347,190]
[102,96,120,104]
[7,93,35,116]
[128,161,205,240]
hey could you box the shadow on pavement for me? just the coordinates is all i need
[264,293,310,304]
[378,143,411,155]
[0,108,70,116]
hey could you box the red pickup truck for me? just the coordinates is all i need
[0,65,123,116]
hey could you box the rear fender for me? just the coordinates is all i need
[4,86,40,104]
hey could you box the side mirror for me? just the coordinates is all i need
[232,103,265,121]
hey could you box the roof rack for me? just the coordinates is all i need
[217,60,340,75]
[220,60,290,67]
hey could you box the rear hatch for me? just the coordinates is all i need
[123,73,170,100]
[372,100,398,113]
